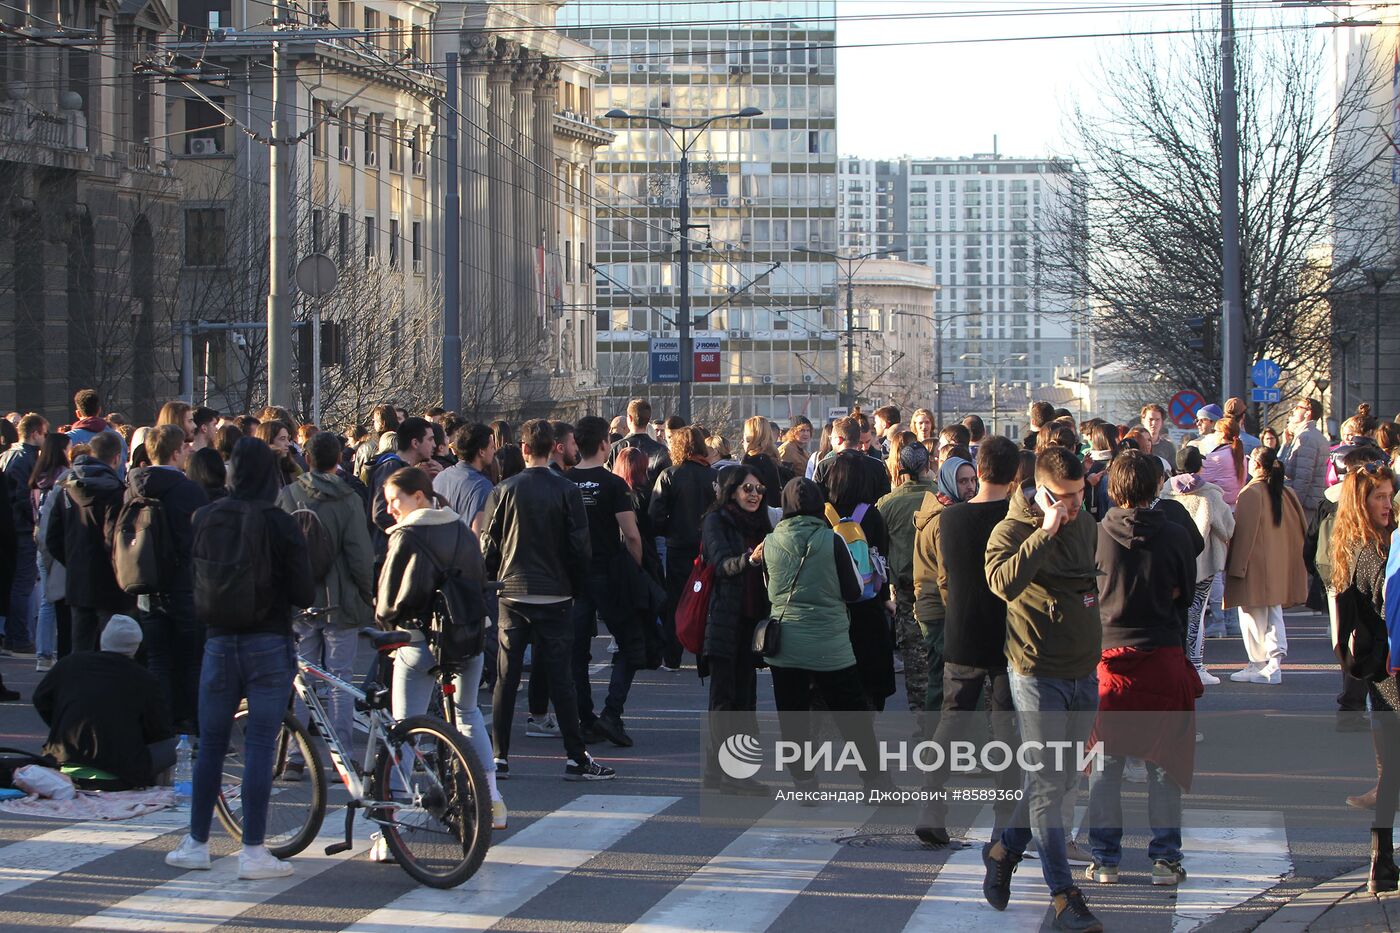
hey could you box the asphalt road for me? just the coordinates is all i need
[0,606,1377,932]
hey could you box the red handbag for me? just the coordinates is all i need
[675,557,715,656]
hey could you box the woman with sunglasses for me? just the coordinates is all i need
[1330,462,1398,891]
[699,466,772,791]
[1224,447,1308,685]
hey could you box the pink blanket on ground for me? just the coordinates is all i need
[0,788,176,821]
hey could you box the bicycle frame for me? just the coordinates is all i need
[293,658,382,800]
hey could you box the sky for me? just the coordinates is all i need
[833,0,1349,161]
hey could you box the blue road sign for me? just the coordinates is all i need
[649,338,680,383]
[1251,387,1282,404]
[1251,359,1282,389]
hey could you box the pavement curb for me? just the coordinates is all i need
[1254,868,1369,932]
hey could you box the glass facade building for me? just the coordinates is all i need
[560,1,839,426]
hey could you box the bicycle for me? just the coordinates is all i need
[213,609,492,888]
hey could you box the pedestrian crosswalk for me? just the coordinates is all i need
[0,792,1306,932]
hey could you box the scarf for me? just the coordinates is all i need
[937,456,974,503]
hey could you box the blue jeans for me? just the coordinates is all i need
[35,554,56,660]
[1001,671,1100,896]
[392,637,493,795]
[1087,755,1182,867]
[6,537,36,647]
[190,633,296,847]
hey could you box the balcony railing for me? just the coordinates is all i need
[0,103,87,152]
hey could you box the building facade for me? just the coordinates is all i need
[839,153,1088,408]
[845,257,937,409]
[561,0,840,430]
[0,0,183,423]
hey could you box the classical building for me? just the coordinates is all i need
[163,0,612,423]
[561,0,840,429]
[838,153,1089,408]
[0,0,183,423]
[844,257,937,410]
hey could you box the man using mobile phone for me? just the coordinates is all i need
[980,446,1105,932]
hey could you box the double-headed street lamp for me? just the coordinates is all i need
[959,352,1028,437]
[798,246,903,408]
[603,107,762,421]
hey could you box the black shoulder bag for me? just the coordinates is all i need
[420,530,490,667]
[751,538,813,658]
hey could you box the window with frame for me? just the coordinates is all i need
[183,97,227,155]
[388,119,402,172]
[184,208,226,266]
[388,218,399,269]
[411,221,422,270]
[338,109,351,161]
[311,209,324,252]
[364,215,376,264]
[363,113,378,167]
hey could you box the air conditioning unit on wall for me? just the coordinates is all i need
[189,137,220,155]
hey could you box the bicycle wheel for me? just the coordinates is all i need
[214,707,327,858]
[371,714,491,888]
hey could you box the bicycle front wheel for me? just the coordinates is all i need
[372,714,491,888]
[214,707,327,858]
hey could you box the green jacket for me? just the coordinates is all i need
[984,485,1102,679]
[912,491,945,627]
[763,515,857,672]
[877,477,937,594]
[276,471,376,628]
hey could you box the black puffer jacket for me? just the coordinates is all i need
[481,466,590,600]
[377,506,486,629]
[45,455,132,612]
[650,459,717,552]
[700,507,771,659]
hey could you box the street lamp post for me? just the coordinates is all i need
[604,107,762,421]
[960,352,1027,436]
[1364,266,1393,413]
[799,247,903,409]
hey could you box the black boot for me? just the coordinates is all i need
[1370,828,1399,894]
[0,673,18,703]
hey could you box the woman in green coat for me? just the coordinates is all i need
[764,478,883,793]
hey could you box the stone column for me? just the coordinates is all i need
[486,40,517,359]
[512,58,537,351]
[533,64,560,371]
[460,35,492,349]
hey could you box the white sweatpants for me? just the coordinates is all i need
[1238,605,1286,665]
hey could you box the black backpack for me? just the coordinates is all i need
[420,528,489,665]
[193,499,275,630]
[112,492,175,595]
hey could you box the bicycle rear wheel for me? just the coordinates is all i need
[372,714,491,888]
[214,707,327,858]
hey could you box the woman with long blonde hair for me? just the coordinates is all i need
[741,415,782,508]
[910,409,936,444]
[1331,463,1398,892]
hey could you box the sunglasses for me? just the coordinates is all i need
[740,483,766,496]
[1352,461,1389,475]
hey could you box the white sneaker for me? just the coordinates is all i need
[892,653,905,674]
[1196,667,1221,686]
[1229,663,1261,682]
[164,835,211,871]
[368,831,396,863]
[492,798,508,831]
[1123,760,1148,784]
[526,714,560,738]
[1063,841,1094,865]
[1248,662,1282,685]
[238,845,294,880]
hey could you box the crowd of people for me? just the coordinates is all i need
[2,388,1399,930]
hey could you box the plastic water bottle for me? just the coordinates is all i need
[173,735,194,805]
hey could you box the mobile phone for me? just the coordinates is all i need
[1039,486,1059,507]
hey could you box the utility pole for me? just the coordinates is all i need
[442,51,462,413]
[678,146,693,421]
[266,13,294,410]
[1219,0,1245,401]
[844,273,855,409]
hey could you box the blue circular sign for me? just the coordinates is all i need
[1169,389,1208,429]
[1251,359,1282,389]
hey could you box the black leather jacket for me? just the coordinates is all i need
[481,466,590,600]
[648,459,717,552]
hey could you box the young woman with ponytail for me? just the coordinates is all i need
[1223,447,1308,684]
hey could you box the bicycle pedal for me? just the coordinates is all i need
[324,841,353,856]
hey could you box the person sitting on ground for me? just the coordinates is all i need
[32,615,176,789]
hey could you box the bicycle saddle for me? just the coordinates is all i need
[362,628,412,651]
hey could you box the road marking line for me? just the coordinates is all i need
[1173,808,1290,933]
[0,809,187,898]
[74,815,373,932]
[901,805,1049,933]
[345,794,679,932]
[625,800,873,933]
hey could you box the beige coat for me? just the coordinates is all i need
[1223,479,1309,610]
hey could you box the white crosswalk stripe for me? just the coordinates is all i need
[0,808,188,898]
[74,815,375,932]
[625,799,873,933]
[0,794,1301,932]
[1173,808,1291,933]
[344,793,679,932]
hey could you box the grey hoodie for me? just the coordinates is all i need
[276,470,375,628]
